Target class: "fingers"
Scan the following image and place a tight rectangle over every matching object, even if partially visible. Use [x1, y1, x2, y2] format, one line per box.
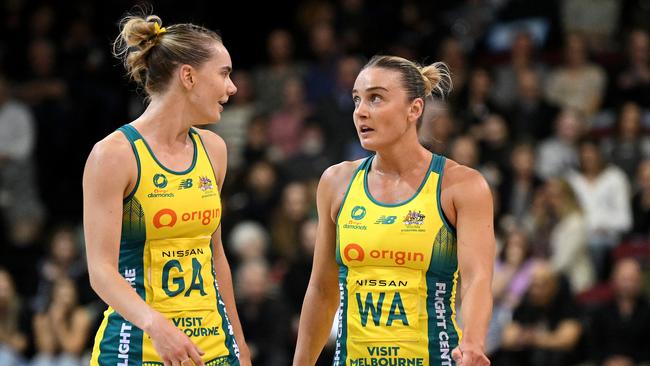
[187, 345, 205, 366]
[452, 347, 463, 365]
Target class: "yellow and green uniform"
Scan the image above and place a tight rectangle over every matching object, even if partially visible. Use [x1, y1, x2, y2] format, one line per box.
[334, 154, 460, 366]
[90, 124, 239, 366]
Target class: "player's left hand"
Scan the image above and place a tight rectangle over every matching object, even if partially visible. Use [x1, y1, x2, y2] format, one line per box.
[451, 343, 490, 366]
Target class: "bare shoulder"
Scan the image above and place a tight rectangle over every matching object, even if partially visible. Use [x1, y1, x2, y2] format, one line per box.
[85, 131, 133, 173]
[442, 158, 492, 206]
[194, 128, 227, 155]
[83, 131, 135, 193]
[319, 159, 365, 220]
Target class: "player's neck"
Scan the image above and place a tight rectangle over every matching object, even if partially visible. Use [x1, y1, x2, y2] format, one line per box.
[373, 138, 430, 177]
[135, 95, 194, 146]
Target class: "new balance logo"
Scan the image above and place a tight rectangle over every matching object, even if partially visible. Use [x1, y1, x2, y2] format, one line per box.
[178, 179, 193, 190]
[374, 215, 397, 224]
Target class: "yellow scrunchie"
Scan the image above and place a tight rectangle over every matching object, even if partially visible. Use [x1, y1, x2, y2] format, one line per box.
[154, 22, 167, 36]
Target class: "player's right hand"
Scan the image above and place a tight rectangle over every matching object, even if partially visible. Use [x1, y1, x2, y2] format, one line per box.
[147, 311, 205, 366]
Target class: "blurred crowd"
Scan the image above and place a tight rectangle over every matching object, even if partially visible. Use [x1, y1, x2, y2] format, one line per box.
[0, 0, 649, 365]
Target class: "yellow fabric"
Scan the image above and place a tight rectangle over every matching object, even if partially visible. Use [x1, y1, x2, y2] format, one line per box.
[334, 155, 460, 366]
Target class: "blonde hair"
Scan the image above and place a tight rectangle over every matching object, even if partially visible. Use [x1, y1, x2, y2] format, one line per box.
[112, 11, 222, 94]
[363, 55, 453, 100]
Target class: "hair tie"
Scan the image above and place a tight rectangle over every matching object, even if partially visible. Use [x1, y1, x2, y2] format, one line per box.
[154, 22, 167, 36]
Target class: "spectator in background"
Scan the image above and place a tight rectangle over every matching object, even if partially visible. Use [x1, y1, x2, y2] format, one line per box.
[282, 122, 333, 181]
[500, 261, 582, 366]
[242, 114, 270, 166]
[304, 22, 340, 105]
[228, 221, 270, 270]
[267, 76, 312, 161]
[438, 37, 469, 103]
[0, 74, 43, 245]
[506, 69, 557, 142]
[590, 258, 650, 365]
[601, 102, 650, 181]
[477, 114, 511, 183]
[270, 181, 310, 264]
[487, 230, 535, 355]
[567, 138, 632, 280]
[207, 70, 257, 171]
[630, 159, 650, 240]
[498, 142, 544, 232]
[493, 31, 547, 110]
[283, 218, 317, 333]
[614, 29, 649, 107]
[15, 37, 79, 221]
[32, 225, 90, 313]
[455, 67, 501, 134]
[0, 268, 28, 366]
[32, 277, 92, 366]
[418, 97, 457, 155]
[561, 0, 621, 52]
[253, 29, 305, 115]
[545, 33, 606, 118]
[536, 109, 583, 179]
[314, 55, 362, 161]
[546, 178, 595, 293]
[236, 260, 290, 366]
[227, 160, 281, 227]
[449, 134, 479, 169]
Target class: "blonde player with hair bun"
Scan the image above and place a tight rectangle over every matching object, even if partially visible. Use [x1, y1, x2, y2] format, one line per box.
[294, 55, 494, 366]
[83, 12, 250, 366]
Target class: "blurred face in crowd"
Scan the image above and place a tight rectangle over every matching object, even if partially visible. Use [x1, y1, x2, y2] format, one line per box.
[482, 115, 508, 146]
[51, 229, 78, 265]
[555, 111, 583, 142]
[618, 102, 641, 138]
[300, 219, 318, 256]
[512, 32, 533, 60]
[352, 67, 421, 151]
[282, 182, 308, 221]
[511, 144, 535, 178]
[337, 56, 362, 90]
[628, 30, 649, 65]
[565, 33, 587, 68]
[469, 68, 491, 99]
[238, 262, 269, 301]
[247, 161, 277, 194]
[612, 259, 642, 300]
[579, 141, 604, 175]
[517, 69, 540, 102]
[504, 230, 528, 267]
[52, 278, 77, 308]
[450, 136, 478, 168]
[0, 269, 16, 305]
[267, 29, 293, 64]
[528, 261, 557, 307]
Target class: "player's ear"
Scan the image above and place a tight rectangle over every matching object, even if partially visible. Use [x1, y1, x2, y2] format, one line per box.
[179, 64, 196, 90]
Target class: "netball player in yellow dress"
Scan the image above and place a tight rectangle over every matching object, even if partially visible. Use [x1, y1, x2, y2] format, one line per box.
[83, 13, 251, 366]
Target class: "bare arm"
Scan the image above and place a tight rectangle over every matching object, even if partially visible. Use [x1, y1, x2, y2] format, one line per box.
[200, 129, 251, 364]
[449, 166, 495, 365]
[293, 165, 348, 366]
[84, 134, 205, 366]
[83, 135, 158, 330]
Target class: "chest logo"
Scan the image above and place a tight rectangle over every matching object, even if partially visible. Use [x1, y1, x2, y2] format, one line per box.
[351, 206, 366, 220]
[153, 173, 168, 188]
[178, 179, 193, 190]
[199, 176, 213, 191]
[403, 210, 425, 226]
